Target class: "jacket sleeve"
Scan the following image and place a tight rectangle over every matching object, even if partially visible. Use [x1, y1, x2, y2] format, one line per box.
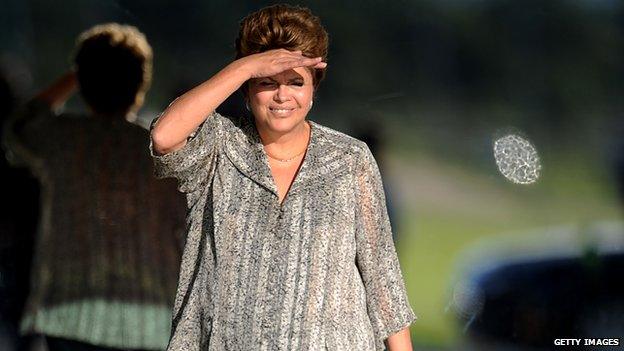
[165, 213, 214, 351]
[3, 99, 58, 167]
[149, 110, 225, 193]
[354, 144, 417, 350]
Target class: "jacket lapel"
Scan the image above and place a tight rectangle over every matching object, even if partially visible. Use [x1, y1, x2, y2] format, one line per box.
[223, 116, 278, 195]
[223, 118, 349, 199]
[288, 121, 353, 196]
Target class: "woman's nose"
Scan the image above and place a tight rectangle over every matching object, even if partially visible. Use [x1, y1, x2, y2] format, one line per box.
[274, 84, 290, 102]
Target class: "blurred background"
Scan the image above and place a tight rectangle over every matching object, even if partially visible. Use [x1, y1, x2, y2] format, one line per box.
[2, 0, 624, 350]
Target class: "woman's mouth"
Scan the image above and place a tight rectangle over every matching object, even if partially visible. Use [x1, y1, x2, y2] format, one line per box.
[269, 107, 296, 117]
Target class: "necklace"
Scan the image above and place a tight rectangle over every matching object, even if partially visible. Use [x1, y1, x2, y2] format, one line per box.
[266, 148, 306, 162]
[264, 121, 311, 163]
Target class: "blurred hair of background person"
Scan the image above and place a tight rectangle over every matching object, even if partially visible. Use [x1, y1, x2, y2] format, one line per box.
[2, 23, 186, 351]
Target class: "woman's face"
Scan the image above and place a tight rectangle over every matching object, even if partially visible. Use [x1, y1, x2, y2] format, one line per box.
[248, 66, 314, 134]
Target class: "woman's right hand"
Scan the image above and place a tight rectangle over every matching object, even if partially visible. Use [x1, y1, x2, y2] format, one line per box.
[239, 49, 327, 79]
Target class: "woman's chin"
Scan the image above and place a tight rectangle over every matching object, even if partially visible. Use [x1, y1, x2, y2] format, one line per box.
[267, 117, 305, 133]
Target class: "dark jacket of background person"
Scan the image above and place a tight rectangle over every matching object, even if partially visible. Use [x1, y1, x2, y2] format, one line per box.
[3, 98, 186, 350]
[0, 68, 39, 351]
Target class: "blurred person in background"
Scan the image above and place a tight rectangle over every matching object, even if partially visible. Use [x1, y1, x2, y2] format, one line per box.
[3, 23, 186, 351]
[151, 4, 416, 351]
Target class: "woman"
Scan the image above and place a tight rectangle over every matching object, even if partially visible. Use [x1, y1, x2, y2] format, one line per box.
[151, 5, 417, 351]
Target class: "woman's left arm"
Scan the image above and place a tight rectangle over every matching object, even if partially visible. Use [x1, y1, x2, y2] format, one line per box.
[386, 327, 413, 351]
[353, 143, 417, 350]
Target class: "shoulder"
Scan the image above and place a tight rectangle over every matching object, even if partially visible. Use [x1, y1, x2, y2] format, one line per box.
[310, 120, 371, 160]
[33, 111, 89, 132]
[214, 110, 245, 129]
[201, 111, 245, 139]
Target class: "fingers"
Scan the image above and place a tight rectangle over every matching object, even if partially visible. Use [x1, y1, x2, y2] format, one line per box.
[303, 57, 327, 69]
[277, 49, 319, 61]
[277, 60, 306, 72]
[297, 56, 324, 67]
[275, 49, 303, 59]
[300, 56, 321, 65]
[262, 50, 326, 77]
[276, 56, 320, 69]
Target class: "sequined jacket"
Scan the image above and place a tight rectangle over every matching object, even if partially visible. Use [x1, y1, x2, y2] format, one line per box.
[151, 111, 417, 351]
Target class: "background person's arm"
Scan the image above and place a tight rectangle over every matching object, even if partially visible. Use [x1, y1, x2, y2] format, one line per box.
[11, 70, 77, 140]
[34, 71, 78, 110]
[2, 71, 77, 165]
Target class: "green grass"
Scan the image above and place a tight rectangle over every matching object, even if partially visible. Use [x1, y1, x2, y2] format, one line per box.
[391, 151, 623, 348]
[398, 209, 520, 346]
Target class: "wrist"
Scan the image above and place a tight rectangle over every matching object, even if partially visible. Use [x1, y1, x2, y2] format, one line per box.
[227, 57, 254, 82]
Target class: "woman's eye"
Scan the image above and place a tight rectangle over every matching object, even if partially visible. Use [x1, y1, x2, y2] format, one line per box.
[259, 81, 275, 87]
[291, 82, 304, 87]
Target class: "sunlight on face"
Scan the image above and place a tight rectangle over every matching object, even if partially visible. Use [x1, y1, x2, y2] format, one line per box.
[247, 67, 314, 134]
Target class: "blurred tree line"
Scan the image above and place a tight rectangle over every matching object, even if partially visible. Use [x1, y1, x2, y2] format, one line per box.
[3, 0, 623, 164]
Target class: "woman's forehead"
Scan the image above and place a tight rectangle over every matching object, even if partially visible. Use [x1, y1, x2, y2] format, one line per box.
[266, 67, 313, 81]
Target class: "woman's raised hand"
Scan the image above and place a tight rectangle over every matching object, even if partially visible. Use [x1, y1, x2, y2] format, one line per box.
[240, 49, 327, 79]
[152, 49, 326, 155]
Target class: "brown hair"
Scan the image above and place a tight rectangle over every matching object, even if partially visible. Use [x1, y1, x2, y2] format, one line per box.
[236, 4, 329, 90]
[73, 23, 152, 116]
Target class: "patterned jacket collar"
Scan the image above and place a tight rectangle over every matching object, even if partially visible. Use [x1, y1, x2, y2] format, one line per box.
[223, 116, 346, 200]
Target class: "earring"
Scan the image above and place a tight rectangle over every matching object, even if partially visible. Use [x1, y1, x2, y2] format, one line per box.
[309, 100, 313, 109]
[245, 101, 251, 112]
